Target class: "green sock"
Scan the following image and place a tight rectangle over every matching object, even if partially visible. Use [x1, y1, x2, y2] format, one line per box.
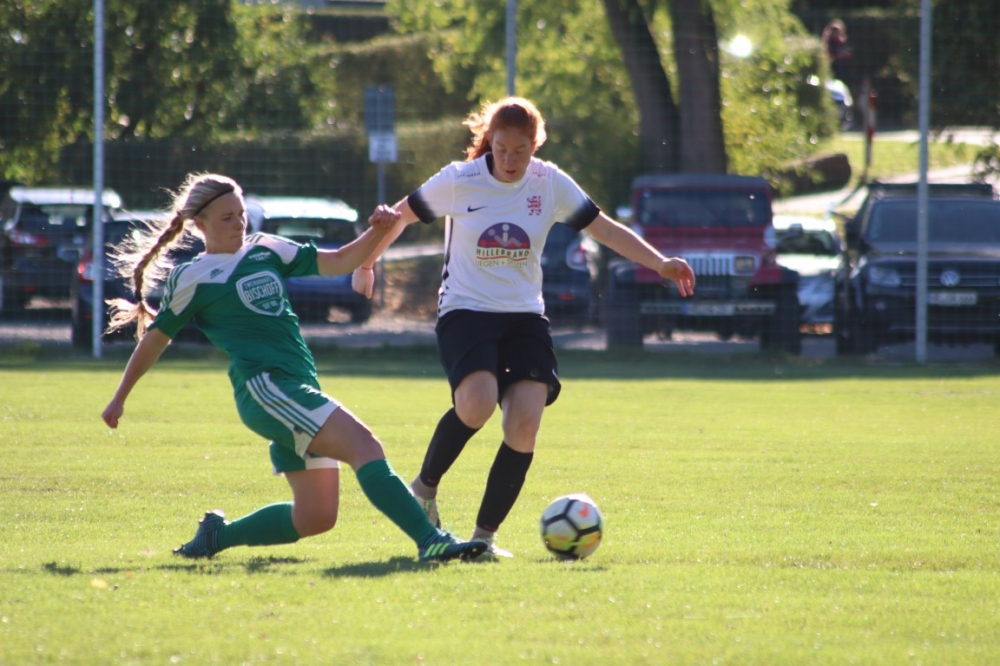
[356, 458, 437, 546]
[216, 502, 301, 551]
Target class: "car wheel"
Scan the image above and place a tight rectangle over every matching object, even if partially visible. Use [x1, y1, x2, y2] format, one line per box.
[71, 319, 93, 348]
[0, 284, 29, 315]
[349, 301, 372, 324]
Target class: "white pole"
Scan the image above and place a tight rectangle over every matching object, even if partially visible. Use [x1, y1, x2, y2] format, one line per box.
[92, 0, 105, 359]
[915, 0, 931, 363]
[506, 0, 516, 95]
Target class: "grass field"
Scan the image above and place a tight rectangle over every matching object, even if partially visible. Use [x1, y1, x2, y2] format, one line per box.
[818, 134, 979, 189]
[2, 345, 998, 665]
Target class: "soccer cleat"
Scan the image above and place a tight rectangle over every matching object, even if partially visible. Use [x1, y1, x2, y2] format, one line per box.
[414, 495, 441, 529]
[473, 533, 514, 561]
[418, 530, 488, 562]
[173, 509, 226, 559]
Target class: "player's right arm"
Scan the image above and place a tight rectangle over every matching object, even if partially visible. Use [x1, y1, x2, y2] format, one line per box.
[102, 328, 172, 429]
[351, 198, 422, 298]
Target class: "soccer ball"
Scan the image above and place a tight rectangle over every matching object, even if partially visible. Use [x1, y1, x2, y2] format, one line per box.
[540, 493, 603, 560]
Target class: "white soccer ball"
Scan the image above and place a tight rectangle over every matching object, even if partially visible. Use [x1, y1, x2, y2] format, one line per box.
[540, 493, 604, 560]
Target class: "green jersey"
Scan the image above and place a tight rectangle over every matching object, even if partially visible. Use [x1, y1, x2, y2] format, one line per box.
[151, 233, 321, 387]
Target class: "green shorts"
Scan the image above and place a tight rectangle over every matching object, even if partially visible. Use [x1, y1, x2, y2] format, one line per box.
[235, 371, 341, 474]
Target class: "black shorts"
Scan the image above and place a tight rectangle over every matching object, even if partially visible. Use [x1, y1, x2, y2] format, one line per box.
[436, 310, 562, 406]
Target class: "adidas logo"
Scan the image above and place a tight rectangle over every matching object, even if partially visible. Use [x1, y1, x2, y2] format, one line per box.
[209, 268, 225, 279]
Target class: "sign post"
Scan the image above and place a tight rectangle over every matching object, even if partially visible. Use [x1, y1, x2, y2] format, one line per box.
[364, 86, 396, 306]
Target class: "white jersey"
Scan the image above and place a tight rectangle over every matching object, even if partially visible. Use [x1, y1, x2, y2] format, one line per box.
[408, 154, 599, 315]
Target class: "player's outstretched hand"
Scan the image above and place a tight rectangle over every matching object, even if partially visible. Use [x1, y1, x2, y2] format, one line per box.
[367, 204, 400, 233]
[102, 400, 124, 429]
[659, 257, 696, 297]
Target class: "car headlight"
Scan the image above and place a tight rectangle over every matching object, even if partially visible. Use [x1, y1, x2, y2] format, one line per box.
[733, 255, 756, 273]
[867, 265, 901, 288]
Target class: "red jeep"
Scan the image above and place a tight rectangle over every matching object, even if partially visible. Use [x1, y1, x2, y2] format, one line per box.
[600, 174, 801, 354]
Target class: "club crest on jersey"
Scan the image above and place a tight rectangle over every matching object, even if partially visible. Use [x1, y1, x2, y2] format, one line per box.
[476, 223, 530, 268]
[527, 195, 542, 216]
[236, 271, 285, 316]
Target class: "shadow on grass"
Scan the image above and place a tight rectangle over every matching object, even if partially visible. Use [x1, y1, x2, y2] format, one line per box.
[321, 556, 451, 578]
[34, 555, 451, 580]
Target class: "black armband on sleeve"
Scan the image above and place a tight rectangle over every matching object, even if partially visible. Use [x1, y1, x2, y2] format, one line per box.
[407, 191, 438, 225]
[563, 198, 601, 232]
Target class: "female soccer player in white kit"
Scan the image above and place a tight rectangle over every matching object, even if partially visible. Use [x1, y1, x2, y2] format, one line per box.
[352, 98, 696, 558]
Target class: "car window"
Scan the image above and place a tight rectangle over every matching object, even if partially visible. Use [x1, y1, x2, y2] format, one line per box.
[262, 217, 359, 246]
[868, 200, 1000, 243]
[637, 190, 770, 228]
[776, 230, 839, 256]
[16, 204, 92, 237]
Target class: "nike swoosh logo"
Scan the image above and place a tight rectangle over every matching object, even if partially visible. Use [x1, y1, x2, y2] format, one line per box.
[467, 205, 487, 212]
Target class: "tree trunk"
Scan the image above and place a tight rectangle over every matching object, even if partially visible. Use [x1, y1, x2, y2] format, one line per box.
[669, 0, 728, 173]
[601, 0, 680, 173]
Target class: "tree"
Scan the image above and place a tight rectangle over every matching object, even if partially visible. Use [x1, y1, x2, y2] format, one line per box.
[601, 0, 680, 173]
[667, 0, 726, 173]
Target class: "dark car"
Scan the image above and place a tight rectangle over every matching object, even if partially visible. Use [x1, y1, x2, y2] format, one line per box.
[1, 186, 122, 313]
[71, 210, 206, 347]
[833, 181, 1000, 355]
[541, 223, 593, 324]
[245, 195, 372, 323]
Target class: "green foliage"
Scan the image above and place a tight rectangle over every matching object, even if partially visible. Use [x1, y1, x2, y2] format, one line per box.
[0, 1, 94, 182]
[717, 8, 838, 176]
[0, 1, 327, 182]
[388, 0, 834, 205]
[324, 33, 471, 126]
[2, 352, 1000, 663]
[929, 0, 1000, 127]
[388, 0, 643, 208]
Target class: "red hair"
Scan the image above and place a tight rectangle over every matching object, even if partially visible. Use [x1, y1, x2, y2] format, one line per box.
[463, 97, 547, 161]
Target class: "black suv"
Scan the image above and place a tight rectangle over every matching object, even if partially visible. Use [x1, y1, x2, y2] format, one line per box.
[833, 181, 1000, 355]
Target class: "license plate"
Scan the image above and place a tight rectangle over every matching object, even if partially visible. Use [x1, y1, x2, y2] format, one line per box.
[684, 303, 736, 316]
[928, 291, 977, 306]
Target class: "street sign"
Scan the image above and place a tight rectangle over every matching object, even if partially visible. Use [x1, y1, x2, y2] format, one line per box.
[368, 132, 398, 164]
[364, 86, 395, 134]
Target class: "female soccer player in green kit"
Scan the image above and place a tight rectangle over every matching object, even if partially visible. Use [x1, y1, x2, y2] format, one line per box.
[101, 172, 486, 563]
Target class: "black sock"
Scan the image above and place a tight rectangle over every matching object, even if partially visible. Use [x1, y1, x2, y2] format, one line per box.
[476, 442, 534, 533]
[419, 408, 480, 488]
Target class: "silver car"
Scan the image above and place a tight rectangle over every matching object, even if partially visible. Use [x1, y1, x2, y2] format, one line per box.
[772, 214, 842, 330]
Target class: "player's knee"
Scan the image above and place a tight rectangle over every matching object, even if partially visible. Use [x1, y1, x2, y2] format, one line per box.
[296, 505, 339, 537]
[455, 397, 495, 429]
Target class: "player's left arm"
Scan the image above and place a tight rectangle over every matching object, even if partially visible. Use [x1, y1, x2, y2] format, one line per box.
[315, 204, 399, 276]
[583, 211, 696, 297]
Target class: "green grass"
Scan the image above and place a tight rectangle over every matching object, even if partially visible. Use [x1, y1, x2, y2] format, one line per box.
[2, 347, 999, 665]
[818, 134, 978, 187]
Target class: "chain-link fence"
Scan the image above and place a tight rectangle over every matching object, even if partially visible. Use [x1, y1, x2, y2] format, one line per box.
[1, 0, 997, 359]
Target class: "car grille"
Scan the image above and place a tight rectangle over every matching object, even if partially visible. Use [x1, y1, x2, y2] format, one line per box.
[896, 261, 1000, 288]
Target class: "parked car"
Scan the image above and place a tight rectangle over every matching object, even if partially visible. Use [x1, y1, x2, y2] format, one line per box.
[71, 210, 206, 347]
[540, 222, 593, 324]
[244, 195, 372, 323]
[596, 174, 801, 354]
[772, 214, 842, 331]
[833, 181, 1000, 355]
[1, 185, 121, 313]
